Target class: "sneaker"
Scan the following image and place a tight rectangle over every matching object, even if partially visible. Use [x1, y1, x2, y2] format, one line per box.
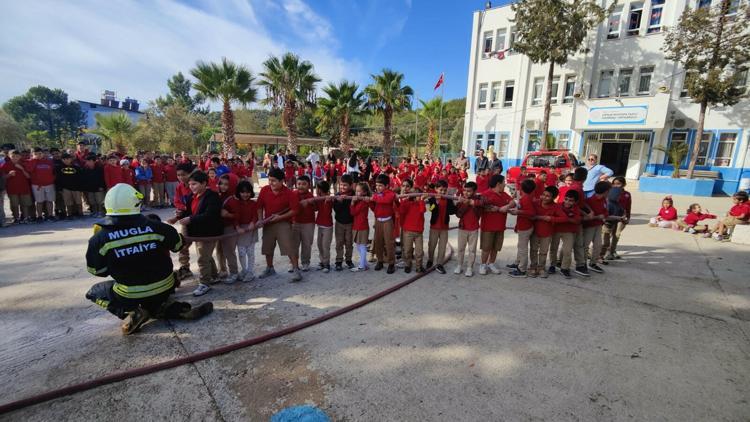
[322, 265, 330, 273]
[374, 262, 384, 271]
[589, 263, 604, 273]
[702, 232, 712, 238]
[488, 263, 502, 274]
[396, 260, 406, 268]
[465, 267, 474, 277]
[346, 260, 355, 269]
[561, 269, 572, 279]
[435, 264, 446, 274]
[217, 271, 229, 281]
[604, 254, 616, 261]
[258, 267, 276, 279]
[509, 269, 527, 278]
[712, 233, 723, 241]
[335, 262, 343, 271]
[687, 227, 696, 234]
[224, 273, 239, 284]
[506, 263, 519, 269]
[242, 272, 256, 282]
[404, 266, 412, 274]
[317, 263, 325, 271]
[290, 270, 303, 282]
[454, 266, 463, 275]
[574, 266, 590, 277]
[416, 266, 425, 273]
[528, 269, 538, 278]
[368, 254, 377, 263]
[121, 306, 151, 335]
[612, 252, 621, 259]
[12, 218, 20, 225]
[192, 283, 211, 296]
[548, 266, 556, 275]
[179, 302, 214, 320]
[426, 261, 433, 268]
[540, 269, 549, 278]
[479, 264, 488, 275]
[175, 266, 193, 281]
[351, 266, 367, 272]
[300, 264, 310, 272]
[386, 265, 395, 274]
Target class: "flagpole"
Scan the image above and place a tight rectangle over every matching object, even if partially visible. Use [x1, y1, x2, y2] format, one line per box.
[414, 92, 419, 158]
[437, 74, 445, 159]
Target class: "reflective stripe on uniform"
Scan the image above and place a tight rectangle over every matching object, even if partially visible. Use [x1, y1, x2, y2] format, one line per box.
[113, 273, 175, 299]
[171, 234, 184, 253]
[95, 299, 110, 309]
[99, 234, 165, 255]
[87, 266, 108, 275]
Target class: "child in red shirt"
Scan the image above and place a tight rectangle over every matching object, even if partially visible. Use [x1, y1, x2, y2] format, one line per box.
[454, 181, 482, 276]
[476, 168, 490, 193]
[350, 182, 372, 272]
[710, 191, 750, 240]
[166, 163, 195, 280]
[293, 175, 316, 271]
[370, 173, 399, 273]
[234, 180, 258, 281]
[217, 174, 240, 282]
[314, 180, 334, 273]
[479, 174, 515, 275]
[2, 150, 33, 223]
[649, 196, 679, 229]
[583, 181, 611, 273]
[551, 190, 582, 279]
[151, 156, 166, 208]
[426, 180, 456, 274]
[104, 155, 124, 189]
[164, 157, 179, 207]
[27, 148, 56, 221]
[399, 179, 426, 274]
[530, 186, 566, 278]
[601, 176, 632, 260]
[508, 179, 537, 277]
[683, 203, 716, 234]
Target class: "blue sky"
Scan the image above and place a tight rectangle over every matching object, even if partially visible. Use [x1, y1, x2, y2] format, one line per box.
[0, 0, 510, 107]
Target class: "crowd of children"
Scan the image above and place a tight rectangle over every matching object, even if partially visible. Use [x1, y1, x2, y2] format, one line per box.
[648, 191, 749, 240]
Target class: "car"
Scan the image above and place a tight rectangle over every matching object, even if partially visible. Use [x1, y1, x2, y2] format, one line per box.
[506, 149, 580, 189]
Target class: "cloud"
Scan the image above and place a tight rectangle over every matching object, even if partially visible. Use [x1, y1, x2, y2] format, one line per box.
[0, 0, 361, 108]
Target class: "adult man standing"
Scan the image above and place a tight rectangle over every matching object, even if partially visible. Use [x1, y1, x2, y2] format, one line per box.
[474, 149, 489, 174]
[276, 149, 286, 170]
[306, 150, 320, 167]
[583, 154, 613, 198]
[488, 151, 503, 174]
[455, 150, 469, 171]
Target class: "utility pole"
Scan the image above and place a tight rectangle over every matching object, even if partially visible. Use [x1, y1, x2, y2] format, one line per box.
[414, 93, 419, 156]
[437, 79, 445, 158]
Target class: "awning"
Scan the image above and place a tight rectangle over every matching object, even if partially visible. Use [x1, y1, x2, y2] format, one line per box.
[213, 132, 327, 146]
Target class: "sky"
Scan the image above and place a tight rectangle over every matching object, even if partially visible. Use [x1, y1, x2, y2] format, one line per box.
[0, 0, 511, 109]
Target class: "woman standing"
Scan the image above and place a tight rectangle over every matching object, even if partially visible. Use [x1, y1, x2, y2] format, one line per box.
[347, 151, 360, 183]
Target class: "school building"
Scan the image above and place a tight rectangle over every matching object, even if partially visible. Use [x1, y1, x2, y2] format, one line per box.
[462, 0, 750, 194]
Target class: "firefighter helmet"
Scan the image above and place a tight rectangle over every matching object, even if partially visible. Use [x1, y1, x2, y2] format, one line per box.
[104, 183, 144, 216]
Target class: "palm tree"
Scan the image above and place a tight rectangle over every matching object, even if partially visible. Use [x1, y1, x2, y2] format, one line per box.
[190, 58, 256, 157]
[259, 53, 320, 155]
[316, 81, 365, 153]
[364, 69, 413, 165]
[91, 112, 135, 153]
[418, 97, 443, 159]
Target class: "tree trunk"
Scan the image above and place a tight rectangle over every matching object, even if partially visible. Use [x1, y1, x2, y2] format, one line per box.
[425, 123, 436, 159]
[686, 100, 707, 179]
[221, 101, 236, 157]
[283, 101, 298, 154]
[541, 61, 555, 150]
[382, 108, 393, 165]
[341, 113, 351, 153]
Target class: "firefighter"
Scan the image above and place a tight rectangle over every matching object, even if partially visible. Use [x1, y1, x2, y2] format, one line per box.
[85, 183, 213, 335]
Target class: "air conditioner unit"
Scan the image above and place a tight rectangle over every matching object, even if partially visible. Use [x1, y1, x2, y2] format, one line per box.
[525, 120, 539, 130]
[658, 86, 669, 93]
[674, 118, 686, 128]
[573, 90, 584, 98]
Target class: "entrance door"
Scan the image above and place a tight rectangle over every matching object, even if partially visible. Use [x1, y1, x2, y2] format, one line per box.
[600, 142, 631, 176]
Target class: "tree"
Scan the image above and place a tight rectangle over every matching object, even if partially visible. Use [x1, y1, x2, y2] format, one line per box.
[133, 105, 210, 153]
[2, 86, 85, 146]
[155, 72, 207, 114]
[316, 81, 365, 152]
[0, 109, 26, 146]
[364, 69, 414, 164]
[259, 53, 320, 155]
[418, 97, 443, 158]
[190, 58, 257, 157]
[91, 112, 136, 153]
[663, 0, 750, 178]
[512, 0, 611, 149]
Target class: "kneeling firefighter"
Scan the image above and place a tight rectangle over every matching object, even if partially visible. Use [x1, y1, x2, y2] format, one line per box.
[85, 183, 213, 335]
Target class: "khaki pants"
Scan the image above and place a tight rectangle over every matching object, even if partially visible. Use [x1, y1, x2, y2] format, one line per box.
[62, 189, 83, 216]
[515, 228, 533, 272]
[293, 222, 315, 266]
[0, 190, 5, 224]
[373, 219, 396, 265]
[152, 182, 165, 207]
[401, 230, 423, 268]
[8, 193, 32, 220]
[85, 191, 105, 215]
[530, 234, 552, 270]
[601, 222, 627, 258]
[334, 221, 353, 264]
[317, 225, 333, 266]
[218, 226, 239, 275]
[582, 225, 603, 265]
[457, 229, 478, 269]
[178, 226, 191, 269]
[554, 232, 576, 270]
[427, 228, 448, 265]
[570, 226, 585, 267]
[137, 183, 151, 207]
[195, 240, 218, 283]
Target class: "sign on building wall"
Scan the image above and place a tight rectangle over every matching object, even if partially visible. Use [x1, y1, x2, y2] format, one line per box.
[588, 105, 648, 125]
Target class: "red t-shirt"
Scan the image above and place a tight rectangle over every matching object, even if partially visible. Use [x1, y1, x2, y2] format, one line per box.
[370, 189, 399, 219]
[207, 177, 219, 192]
[350, 201, 370, 231]
[399, 198, 426, 232]
[515, 194, 536, 231]
[190, 191, 203, 216]
[257, 185, 299, 222]
[222, 196, 239, 226]
[476, 175, 489, 193]
[163, 164, 178, 182]
[457, 197, 482, 231]
[104, 164, 124, 188]
[447, 174, 461, 189]
[658, 206, 677, 221]
[2, 160, 31, 194]
[27, 158, 55, 186]
[481, 189, 512, 232]
[534, 202, 565, 238]
[555, 204, 581, 233]
[429, 198, 450, 230]
[151, 164, 165, 183]
[315, 197, 334, 227]
[729, 203, 750, 220]
[121, 167, 135, 185]
[174, 182, 190, 210]
[584, 195, 609, 227]
[684, 211, 716, 226]
[236, 199, 258, 225]
[294, 191, 316, 224]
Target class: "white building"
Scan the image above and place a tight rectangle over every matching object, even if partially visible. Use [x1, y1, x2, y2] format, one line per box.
[77, 90, 144, 129]
[463, 0, 750, 194]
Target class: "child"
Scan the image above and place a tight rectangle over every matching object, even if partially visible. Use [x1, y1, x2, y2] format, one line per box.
[257, 168, 302, 282]
[479, 174, 515, 275]
[57, 153, 83, 220]
[167, 162, 195, 280]
[601, 176, 631, 260]
[533, 171, 548, 198]
[333, 174, 355, 271]
[120, 159, 134, 186]
[234, 181, 258, 282]
[683, 203, 716, 234]
[27, 147, 56, 221]
[293, 175, 316, 272]
[649, 196, 680, 229]
[314, 181, 334, 273]
[710, 191, 750, 240]
[134, 160, 153, 210]
[371, 173, 399, 274]
[427, 180, 456, 274]
[454, 181, 482, 276]
[552, 190, 582, 279]
[164, 157, 179, 207]
[151, 156, 166, 208]
[207, 168, 219, 192]
[1, 150, 33, 223]
[530, 186, 562, 278]
[350, 182, 372, 272]
[476, 168, 490, 193]
[508, 179, 537, 278]
[80, 154, 106, 217]
[217, 174, 240, 283]
[399, 179, 426, 274]
[582, 181, 611, 273]
[104, 155, 124, 190]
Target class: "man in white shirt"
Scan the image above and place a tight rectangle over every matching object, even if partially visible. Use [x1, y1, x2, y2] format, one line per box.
[306, 151, 320, 167]
[276, 149, 285, 169]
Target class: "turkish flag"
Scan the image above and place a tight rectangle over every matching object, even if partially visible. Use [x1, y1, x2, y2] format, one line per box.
[434, 73, 444, 90]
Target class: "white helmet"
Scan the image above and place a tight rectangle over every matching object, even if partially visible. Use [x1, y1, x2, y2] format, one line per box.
[104, 183, 143, 216]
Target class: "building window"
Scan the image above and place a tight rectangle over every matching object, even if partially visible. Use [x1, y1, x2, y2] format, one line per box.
[563, 76, 576, 103]
[487, 133, 496, 151]
[637, 66, 654, 95]
[698, 0, 711, 8]
[527, 131, 541, 152]
[668, 132, 688, 165]
[503, 81, 515, 107]
[474, 134, 484, 152]
[496, 28, 507, 51]
[714, 132, 737, 166]
[608, 5, 623, 39]
[727, 0, 740, 15]
[531, 77, 544, 106]
[734, 69, 748, 94]
[557, 132, 570, 149]
[627, 2, 644, 36]
[647, 0, 664, 33]
[490, 82, 501, 108]
[478, 83, 488, 109]
[509, 26, 517, 53]
[618, 68, 633, 96]
[550, 76, 560, 104]
[598, 70, 614, 97]
[498, 133, 509, 157]
[482, 31, 493, 54]
[696, 132, 712, 166]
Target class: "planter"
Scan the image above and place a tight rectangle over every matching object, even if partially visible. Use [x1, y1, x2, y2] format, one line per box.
[638, 175, 716, 197]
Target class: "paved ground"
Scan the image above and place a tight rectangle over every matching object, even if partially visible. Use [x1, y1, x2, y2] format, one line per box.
[1, 187, 749, 421]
